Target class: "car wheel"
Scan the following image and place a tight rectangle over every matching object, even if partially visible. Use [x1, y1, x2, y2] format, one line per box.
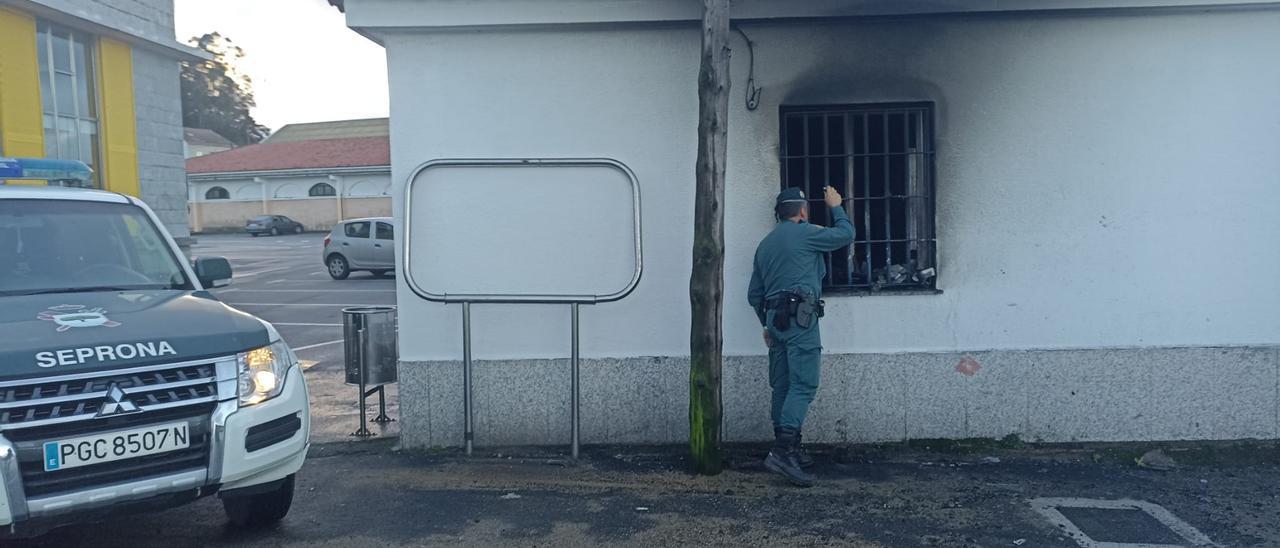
[250, 232, 259, 237]
[223, 474, 295, 529]
[294, 225, 303, 234]
[327, 255, 350, 280]
[271, 227, 280, 236]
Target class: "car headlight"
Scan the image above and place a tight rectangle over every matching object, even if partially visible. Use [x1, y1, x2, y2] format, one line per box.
[237, 340, 296, 406]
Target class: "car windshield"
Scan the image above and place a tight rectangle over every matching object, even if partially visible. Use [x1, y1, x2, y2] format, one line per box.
[250, 216, 272, 222]
[0, 199, 192, 296]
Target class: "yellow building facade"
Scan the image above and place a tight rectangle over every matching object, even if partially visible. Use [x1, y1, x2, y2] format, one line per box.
[0, 1, 202, 239]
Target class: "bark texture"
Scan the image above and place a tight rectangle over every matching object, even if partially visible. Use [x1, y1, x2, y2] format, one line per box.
[689, 0, 730, 476]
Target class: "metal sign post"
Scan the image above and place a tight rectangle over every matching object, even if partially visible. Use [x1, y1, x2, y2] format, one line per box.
[405, 158, 643, 459]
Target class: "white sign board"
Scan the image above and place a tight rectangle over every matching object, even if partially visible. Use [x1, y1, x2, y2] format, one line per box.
[403, 159, 642, 303]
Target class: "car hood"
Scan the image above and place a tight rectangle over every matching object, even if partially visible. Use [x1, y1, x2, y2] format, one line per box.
[0, 290, 271, 380]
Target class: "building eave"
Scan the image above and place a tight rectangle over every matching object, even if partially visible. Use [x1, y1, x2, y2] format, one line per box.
[0, 0, 210, 62]
[187, 165, 392, 182]
[339, 0, 1280, 31]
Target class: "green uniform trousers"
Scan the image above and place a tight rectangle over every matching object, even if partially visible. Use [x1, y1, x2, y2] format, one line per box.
[765, 309, 822, 431]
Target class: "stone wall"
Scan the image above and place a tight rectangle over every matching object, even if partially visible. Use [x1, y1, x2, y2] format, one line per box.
[132, 47, 189, 238]
[399, 346, 1280, 448]
[191, 197, 391, 232]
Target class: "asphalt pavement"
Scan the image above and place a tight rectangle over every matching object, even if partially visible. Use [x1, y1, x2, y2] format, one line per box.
[11, 439, 1280, 547]
[191, 232, 400, 441]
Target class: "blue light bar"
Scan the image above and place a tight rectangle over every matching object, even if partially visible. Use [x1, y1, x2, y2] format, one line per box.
[0, 157, 93, 183]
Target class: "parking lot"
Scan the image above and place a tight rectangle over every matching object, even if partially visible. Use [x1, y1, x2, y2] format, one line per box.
[191, 232, 399, 441]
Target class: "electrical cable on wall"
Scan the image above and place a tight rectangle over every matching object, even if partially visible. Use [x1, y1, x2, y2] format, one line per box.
[734, 25, 762, 111]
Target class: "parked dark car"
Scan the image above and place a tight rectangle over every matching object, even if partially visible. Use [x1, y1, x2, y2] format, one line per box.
[246, 215, 304, 236]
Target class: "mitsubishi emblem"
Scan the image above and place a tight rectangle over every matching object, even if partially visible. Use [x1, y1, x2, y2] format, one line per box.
[97, 384, 139, 417]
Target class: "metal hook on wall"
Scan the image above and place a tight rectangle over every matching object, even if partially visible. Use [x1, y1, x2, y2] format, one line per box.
[734, 25, 762, 111]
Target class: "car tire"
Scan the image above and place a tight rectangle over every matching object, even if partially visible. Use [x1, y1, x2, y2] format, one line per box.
[223, 474, 295, 529]
[294, 225, 303, 234]
[271, 227, 280, 236]
[327, 255, 350, 280]
[250, 232, 259, 237]
[371, 270, 388, 278]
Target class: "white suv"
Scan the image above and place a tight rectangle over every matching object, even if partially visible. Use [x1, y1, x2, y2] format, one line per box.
[0, 185, 310, 537]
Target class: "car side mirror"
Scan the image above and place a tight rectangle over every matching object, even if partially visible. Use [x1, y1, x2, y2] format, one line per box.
[194, 256, 233, 288]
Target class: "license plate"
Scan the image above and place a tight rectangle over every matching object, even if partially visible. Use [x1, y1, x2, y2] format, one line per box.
[43, 422, 190, 472]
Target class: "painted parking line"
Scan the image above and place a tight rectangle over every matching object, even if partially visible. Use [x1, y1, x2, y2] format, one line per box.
[234, 265, 296, 278]
[227, 289, 396, 293]
[227, 303, 382, 307]
[293, 339, 344, 351]
[1029, 498, 1218, 548]
[300, 359, 319, 371]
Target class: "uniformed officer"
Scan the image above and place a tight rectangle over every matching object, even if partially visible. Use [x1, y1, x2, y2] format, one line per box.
[747, 184, 855, 486]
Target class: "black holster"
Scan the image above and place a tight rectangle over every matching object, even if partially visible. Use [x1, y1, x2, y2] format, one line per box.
[768, 290, 816, 331]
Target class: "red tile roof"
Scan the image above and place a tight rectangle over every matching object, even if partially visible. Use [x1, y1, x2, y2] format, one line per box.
[186, 136, 389, 174]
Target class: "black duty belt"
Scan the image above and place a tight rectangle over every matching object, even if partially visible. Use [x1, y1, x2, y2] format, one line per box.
[765, 290, 824, 331]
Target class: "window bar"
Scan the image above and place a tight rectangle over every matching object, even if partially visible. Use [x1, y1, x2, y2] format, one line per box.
[882, 111, 891, 282]
[903, 109, 913, 275]
[802, 114, 809, 196]
[843, 111, 855, 287]
[781, 115, 790, 192]
[822, 114, 832, 286]
[927, 112, 937, 274]
[861, 113, 872, 289]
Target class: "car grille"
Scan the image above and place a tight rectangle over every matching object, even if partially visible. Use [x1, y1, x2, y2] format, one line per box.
[15, 410, 214, 497]
[0, 358, 233, 498]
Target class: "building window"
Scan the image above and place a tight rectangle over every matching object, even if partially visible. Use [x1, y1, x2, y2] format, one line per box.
[205, 186, 230, 200]
[780, 102, 937, 292]
[37, 22, 100, 189]
[309, 182, 336, 197]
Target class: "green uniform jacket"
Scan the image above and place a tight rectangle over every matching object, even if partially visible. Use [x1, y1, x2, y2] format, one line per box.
[747, 206, 856, 323]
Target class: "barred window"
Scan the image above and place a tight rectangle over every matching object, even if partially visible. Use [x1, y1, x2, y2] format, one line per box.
[780, 103, 937, 292]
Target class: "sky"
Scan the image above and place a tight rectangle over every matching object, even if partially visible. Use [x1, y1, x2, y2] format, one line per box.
[174, 0, 389, 132]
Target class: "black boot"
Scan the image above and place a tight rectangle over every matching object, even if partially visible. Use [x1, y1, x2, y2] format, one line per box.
[795, 430, 815, 469]
[764, 427, 814, 487]
[775, 427, 814, 469]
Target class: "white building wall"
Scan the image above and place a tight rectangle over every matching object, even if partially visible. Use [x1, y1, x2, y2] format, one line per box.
[190, 173, 392, 201]
[388, 10, 1280, 363]
[378, 7, 1280, 446]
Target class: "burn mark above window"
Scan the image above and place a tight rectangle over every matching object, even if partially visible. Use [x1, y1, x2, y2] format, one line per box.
[780, 102, 937, 292]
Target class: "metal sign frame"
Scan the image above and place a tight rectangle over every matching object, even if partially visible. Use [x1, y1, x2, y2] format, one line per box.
[402, 158, 644, 458]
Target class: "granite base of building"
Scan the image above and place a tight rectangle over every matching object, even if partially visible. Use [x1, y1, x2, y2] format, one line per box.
[396, 346, 1279, 449]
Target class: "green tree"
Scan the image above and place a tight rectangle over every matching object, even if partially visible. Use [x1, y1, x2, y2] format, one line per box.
[180, 32, 270, 146]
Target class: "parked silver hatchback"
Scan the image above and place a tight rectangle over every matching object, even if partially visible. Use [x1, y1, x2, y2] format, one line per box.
[322, 217, 395, 279]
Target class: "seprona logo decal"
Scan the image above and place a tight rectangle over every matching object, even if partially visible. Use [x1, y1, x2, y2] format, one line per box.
[37, 305, 122, 332]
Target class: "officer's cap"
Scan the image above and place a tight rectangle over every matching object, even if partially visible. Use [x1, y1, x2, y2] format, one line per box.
[776, 187, 807, 207]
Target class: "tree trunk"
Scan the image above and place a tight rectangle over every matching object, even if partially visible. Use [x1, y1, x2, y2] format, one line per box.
[689, 0, 730, 476]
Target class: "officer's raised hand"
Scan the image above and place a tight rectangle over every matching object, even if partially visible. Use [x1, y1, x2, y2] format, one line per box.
[824, 185, 843, 208]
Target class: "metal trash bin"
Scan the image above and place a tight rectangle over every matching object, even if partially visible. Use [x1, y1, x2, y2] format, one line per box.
[343, 306, 398, 386]
[342, 306, 397, 437]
